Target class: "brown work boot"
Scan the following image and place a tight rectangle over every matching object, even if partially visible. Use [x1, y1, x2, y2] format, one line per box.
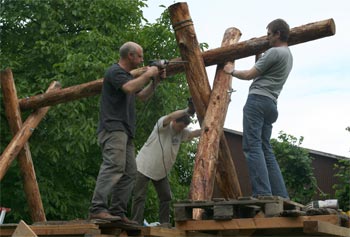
[89, 212, 121, 221]
[120, 216, 139, 225]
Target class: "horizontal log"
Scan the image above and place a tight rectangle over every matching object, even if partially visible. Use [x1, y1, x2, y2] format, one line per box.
[18, 18, 335, 110]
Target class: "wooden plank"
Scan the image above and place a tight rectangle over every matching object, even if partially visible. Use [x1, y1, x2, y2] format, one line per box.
[11, 221, 37, 237]
[141, 226, 186, 237]
[0, 223, 100, 236]
[304, 220, 350, 237]
[175, 215, 340, 231]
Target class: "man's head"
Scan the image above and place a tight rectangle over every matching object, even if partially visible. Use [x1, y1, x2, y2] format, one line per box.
[119, 41, 144, 70]
[172, 115, 191, 132]
[266, 19, 290, 46]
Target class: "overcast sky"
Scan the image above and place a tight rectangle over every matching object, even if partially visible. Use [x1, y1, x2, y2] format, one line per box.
[142, 0, 349, 158]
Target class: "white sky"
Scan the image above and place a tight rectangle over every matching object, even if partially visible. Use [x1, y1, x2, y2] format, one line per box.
[142, 0, 350, 158]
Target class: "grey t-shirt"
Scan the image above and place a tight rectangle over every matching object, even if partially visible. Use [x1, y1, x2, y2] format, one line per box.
[250, 46, 293, 102]
[136, 116, 191, 180]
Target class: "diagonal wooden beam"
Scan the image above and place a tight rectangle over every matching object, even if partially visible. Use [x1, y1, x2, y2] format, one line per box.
[190, 27, 243, 201]
[0, 68, 48, 222]
[0, 69, 60, 221]
[17, 18, 335, 111]
[168, 3, 242, 203]
[0, 78, 61, 180]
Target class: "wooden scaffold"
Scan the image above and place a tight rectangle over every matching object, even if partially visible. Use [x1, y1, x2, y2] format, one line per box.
[1, 2, 348, 237]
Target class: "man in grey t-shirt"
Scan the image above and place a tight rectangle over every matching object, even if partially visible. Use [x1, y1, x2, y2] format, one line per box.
[224, 19, 292, 199]
[131, 106, 201, 226]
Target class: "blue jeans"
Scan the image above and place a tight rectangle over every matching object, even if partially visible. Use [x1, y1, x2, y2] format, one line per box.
[243, 94, 289, 198]
[90, 130, 137, 217]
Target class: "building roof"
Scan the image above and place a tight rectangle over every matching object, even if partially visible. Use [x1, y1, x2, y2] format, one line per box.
[223, 128, 349, 161]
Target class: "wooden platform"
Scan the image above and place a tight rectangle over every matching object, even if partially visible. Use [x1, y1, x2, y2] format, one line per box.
[0, 214, 348, 237]
[0, 198, 348, 237]
[174, 196, 305, 220]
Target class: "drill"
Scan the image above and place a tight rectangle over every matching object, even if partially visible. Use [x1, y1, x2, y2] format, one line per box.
[148, 59, 188, 69]
[149, 59, 170, 69]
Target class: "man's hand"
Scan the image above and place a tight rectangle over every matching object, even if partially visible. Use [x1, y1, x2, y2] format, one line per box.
[187, 97, 195, 116]
[223, 63, 234, 75]
[158, 68, 166, 80]
[145, 66, 160, 78]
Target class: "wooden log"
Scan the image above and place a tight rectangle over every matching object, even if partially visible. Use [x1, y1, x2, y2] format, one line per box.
[200, 18, 336, 67]
[0, 79, 61, 181]
[213, 28, 243, 199]
[0, 68, 51, 222]
[190, 27, 243, 201]
[168, 2, 211, 123]
[168, 3, 241, 205]
[17, 19, 335, 111]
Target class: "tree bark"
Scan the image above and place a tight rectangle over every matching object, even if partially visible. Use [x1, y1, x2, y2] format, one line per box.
[168, 3, 242, 203]
[190, 27, 243, 201]
[0, 78, 61, 183]
[0, 68, 50, 222]
[168, 2, 211, 123]
[17, 18, 336, 111]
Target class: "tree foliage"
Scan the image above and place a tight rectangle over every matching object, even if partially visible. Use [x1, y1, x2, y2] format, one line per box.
[0, 0, 193, 223]
[332, 127, 350, 211]
[333, 159, 350, 212]
[271, 132, 318, 204]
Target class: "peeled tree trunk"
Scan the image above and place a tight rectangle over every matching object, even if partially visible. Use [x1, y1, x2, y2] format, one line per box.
[168, 3, 242, 203]
[18, 19, 335, 111]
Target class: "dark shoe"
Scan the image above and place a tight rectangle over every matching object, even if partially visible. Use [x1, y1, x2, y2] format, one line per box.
[120, 216, 139, 225]
[89, 212, 121, 221]
[157, 222, 172, 228]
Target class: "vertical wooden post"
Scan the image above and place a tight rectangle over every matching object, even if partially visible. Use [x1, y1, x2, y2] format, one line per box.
[168, 3, 241, 201]
[190, 28, 243, 201]
[0, 68, 60, 221]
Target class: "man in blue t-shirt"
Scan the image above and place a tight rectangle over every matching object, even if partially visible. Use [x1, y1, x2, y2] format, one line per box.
[89, 41, 165, 224]
[224, 19, 293, 199]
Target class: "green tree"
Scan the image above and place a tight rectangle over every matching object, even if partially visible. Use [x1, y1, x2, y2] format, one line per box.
[332, 127, 350, 211]
[1, 0, 194, 223]
[333, 159, 350, 212]
[271, 132, 318, 204]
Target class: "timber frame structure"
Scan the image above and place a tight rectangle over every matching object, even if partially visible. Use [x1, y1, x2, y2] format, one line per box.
[1, 2, 348, 237]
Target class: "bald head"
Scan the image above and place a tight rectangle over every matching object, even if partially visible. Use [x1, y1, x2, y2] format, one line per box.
[119, 41, 142, 59]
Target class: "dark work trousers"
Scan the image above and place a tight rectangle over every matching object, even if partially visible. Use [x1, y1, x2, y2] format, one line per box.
[131, 171, 172, 224]
[89, 130, 137, 218]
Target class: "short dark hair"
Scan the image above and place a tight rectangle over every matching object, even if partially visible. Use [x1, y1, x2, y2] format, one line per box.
[175, 115, 191, 125]
[267, 19, 290, 42]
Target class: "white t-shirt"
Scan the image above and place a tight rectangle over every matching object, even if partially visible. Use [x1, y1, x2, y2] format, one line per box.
[136, 116, 191, 181]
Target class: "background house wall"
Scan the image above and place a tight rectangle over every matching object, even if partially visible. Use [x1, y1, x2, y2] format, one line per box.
[213, 128, 348, 199]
